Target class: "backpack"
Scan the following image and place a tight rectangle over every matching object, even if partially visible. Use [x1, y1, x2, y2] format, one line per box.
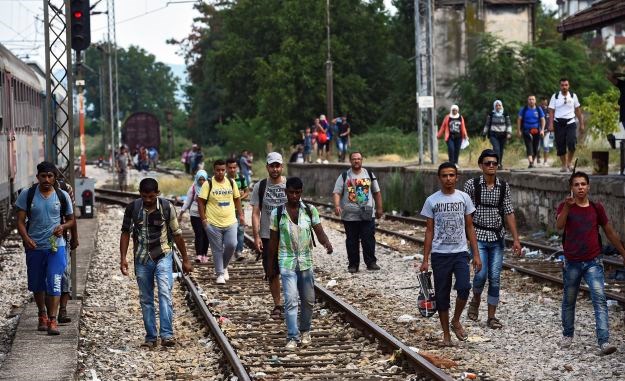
[487, 111, 509, 132]
[257, 179, 268, 209]
[276, 203, 317, 248]
[25, 184, 68, 232]
[519, 106, 543, 134]
[471, 177, 508, 239]
[553, 91, 576, 101]
[340, 168, 376, 197]
[130, 197, 174, 244]
[317, 130, 328, 143]
[561, 201, 603, 249]
[204, 177, 235, 201]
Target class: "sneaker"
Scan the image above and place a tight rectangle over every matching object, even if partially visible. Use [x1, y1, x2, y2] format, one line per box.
[367, 263, 381, 271]
[348, 266, 358, 274]
[161, 337, 177, 347]
[223, 269, 230, 281]
[301, 332, 312, 346]
[47, 319, 60, 335]
[235, 251, 244, 261]
[560, 167, 568, 173]
[560, 336, 573, 349]
[528, 162, 534, 168]
[58, 312, 72, 324]
[285, 339, 298, 351]
[38, 314, 49, 331]
[216, 275, 226, 284]
[322, 160, 329, 164]
[316, 158, 322, 163]
[599, 342, 617, 355]
[497, 164, 503, 170]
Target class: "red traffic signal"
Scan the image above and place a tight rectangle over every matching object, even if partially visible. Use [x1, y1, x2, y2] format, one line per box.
[70, 0, 91, 51]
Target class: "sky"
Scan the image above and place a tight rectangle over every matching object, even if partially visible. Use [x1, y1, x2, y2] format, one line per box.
[0, 0, 559, 68]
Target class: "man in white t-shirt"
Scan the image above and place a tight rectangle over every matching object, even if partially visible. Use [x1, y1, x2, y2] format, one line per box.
[419, 162, 481, 346]
[548, 78, 585, 172]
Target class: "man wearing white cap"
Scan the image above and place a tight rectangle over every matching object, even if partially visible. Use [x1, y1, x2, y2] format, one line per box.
[250, 152, 288, 319]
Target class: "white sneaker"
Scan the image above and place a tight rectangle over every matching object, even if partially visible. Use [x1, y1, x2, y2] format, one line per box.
[285, 339, 298, 351]
[599, 342, 617, 355]
[560, 336, 573, 349]
[322, 160, 329, 164]
[223, 269, 230, 281]
[301, 332, 311, 346]
[316, 158, 322, 163]
[216, 275, 225, 284]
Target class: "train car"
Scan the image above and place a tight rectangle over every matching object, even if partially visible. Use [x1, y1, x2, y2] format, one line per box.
[121, 112, 160, 152]
[0, 44, 45, 236]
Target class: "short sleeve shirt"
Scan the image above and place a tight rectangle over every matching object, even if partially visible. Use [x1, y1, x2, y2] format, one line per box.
[518, 106, 545, 129]
[463, 176, 514, 242]
[270, 202, 321, 271]
[556, 201, 608, 262]
[15, 186, 73, 249]
[420, 190, 475, 254]
[548, 91, 580, 120]
[199, 178, 240, 228]
[250, 179, 287, 239]
[234, 174, 248, 192]
[332, 169, 381, 221]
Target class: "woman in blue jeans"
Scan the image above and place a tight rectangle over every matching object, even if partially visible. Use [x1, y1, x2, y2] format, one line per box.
[437, 105, 468, 166]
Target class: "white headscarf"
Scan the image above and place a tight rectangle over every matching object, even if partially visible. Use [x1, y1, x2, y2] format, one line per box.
[492, 100, 504, 117]
[449, 104, 460, 118]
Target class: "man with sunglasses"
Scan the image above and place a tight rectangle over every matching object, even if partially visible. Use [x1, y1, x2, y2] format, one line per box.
[463, 149, 521, 330]
[548, 78, 585, 173]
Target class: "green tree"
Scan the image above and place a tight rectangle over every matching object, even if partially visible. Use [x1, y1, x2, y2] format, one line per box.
[585, 87, 620, 139]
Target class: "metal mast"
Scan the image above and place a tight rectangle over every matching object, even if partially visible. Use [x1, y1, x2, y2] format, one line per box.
[325, 0, 334, 122]
[43, 0, 75, 184]
[107, 0, 116, 163]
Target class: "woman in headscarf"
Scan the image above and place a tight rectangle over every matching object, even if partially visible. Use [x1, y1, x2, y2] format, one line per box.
[482, 100, 512, 169]
[437, 104, 468, 167]
[178, 170, 210, 263]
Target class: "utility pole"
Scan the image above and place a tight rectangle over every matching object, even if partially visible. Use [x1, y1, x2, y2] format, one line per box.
[325, 0, 334, 123]
[414, 0, 437, 165]
[107, 0, 116, 166]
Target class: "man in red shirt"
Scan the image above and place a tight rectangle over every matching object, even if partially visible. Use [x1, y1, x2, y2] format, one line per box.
[556, 172, 625, 355]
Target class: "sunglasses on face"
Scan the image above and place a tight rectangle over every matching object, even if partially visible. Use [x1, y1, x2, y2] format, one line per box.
[482, 161, 498, 167]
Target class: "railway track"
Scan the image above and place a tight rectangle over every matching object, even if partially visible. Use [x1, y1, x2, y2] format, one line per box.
[96, 188, 452, 380]
[303, 199, 625, 304]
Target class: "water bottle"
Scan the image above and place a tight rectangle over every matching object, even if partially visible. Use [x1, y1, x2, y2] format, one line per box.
[548, 132, 555, 148]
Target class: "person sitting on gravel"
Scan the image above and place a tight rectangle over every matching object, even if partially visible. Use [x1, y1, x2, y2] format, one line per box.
[267, 177, 333, 350]
[556, 171, 625, 355]
[15, 161, 75, 336]
[178, 170, 210, 263]
[419, 162, 481, 346]
[463, 149, 521, 329]
[119, 178, 193, 348]
[197, 160, 245, 284]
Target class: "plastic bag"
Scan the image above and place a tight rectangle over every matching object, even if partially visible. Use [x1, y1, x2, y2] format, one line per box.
[460, 138, 470, 150]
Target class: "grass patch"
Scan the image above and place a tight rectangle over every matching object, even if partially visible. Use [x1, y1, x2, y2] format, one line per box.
[158, 177, 192, 197]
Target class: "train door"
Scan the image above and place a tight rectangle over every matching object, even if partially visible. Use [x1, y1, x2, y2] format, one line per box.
[5, 74, 16, 181]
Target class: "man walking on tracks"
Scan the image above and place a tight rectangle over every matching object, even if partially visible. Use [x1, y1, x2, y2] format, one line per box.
[119, 178, 193, 348]
[267, 177, 333, 350]
[197, 159, 245, 284]
[419, 162, 481, 346]
[115, 145, 130, 192]
[251, 152, 287, 319]
[226, 158, 249, 261]
[556, 172, 625, 355]
[463, 149, 521, 329]
[15, 161, 75, 335]
[332, 151, 383, 273]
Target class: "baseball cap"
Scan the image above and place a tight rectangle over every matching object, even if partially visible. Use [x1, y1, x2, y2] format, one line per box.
[478, 149, 499, 164]
[266, 152, 283, 164]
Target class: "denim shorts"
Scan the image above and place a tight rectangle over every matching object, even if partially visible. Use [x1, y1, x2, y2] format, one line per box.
[26, 247, 67, 296]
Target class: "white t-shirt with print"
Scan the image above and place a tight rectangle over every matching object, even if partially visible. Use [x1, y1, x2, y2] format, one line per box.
[420, 190, 475, 254]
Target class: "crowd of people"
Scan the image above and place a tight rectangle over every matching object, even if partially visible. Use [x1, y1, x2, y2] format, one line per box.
[438, 77, 588, 171]
[289, 114, 352, 164]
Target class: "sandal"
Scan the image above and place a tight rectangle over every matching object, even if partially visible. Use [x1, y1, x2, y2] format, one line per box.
[467, 300, 479, 321]
[487, 317, 503, 329]
[270, 305, 283, 320]
[450, 322, 468, 341]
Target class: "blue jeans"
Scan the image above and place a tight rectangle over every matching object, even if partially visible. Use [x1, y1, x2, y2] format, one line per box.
[471, 239, 504, 306]
[280, 268, 315, 340]
[236, 222, 245, 253]
[135, 252, 174, 342]
[446, 136, 462, 165]
[489, 132, 507, 166]
[562, 257, 609, 345]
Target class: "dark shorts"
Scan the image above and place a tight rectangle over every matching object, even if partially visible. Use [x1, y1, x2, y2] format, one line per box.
[317, 141, 328, 151]
[522, 131, 540, 157]
[26, 247, 67, 296]
[261, 238, 279, 280]
[554, 119, 577, 156]
[431, 251, 471, 311]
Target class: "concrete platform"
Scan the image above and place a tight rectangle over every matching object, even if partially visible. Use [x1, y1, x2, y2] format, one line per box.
[0, 217, 98, 380]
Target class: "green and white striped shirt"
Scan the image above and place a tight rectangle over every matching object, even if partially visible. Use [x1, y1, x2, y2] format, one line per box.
[270, 202, 320, 271]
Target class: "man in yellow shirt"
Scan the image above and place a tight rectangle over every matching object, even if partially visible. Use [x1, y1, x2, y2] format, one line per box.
[198, 159, 245, 284]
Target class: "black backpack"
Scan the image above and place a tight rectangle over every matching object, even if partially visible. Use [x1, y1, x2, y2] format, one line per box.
[275, 203, 317, 248]
[340, 168, 376, 197]
[471, 177, 508, 239]
[257, 178, 268, 208]
[25, 184, 68, 232]
[130, 197, 174, 244]
[203, 177, 235, 200]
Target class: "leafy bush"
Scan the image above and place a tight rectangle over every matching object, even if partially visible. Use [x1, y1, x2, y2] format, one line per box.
[584, 87, 620, 140]
[349, 127, 418, 158]
[216, 115, 272, 157]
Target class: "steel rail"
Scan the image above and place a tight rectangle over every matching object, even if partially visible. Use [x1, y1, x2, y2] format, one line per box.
[172, 252, 251, 381]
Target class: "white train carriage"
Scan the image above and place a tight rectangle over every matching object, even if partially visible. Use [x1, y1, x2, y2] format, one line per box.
[0, 44, 45, 234]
